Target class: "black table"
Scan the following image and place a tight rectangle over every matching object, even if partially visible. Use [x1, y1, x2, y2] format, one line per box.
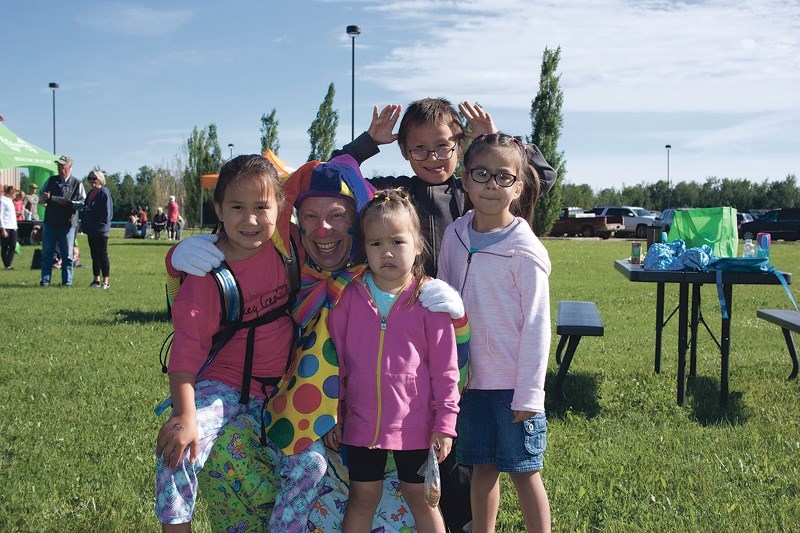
[614, 259, 793, 407]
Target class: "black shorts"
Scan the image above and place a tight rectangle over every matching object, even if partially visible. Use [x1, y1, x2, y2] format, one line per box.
[345, 445, 428, 484]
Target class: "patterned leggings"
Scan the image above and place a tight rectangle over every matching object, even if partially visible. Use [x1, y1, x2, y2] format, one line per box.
[154, 380, 327, 531]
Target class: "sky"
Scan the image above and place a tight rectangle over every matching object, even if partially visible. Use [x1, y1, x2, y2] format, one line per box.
[2, 0, 799, 193]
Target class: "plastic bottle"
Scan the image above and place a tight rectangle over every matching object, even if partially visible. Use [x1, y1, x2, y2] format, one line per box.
[756, 232, 771, 260]
[742, 238, 755, 258]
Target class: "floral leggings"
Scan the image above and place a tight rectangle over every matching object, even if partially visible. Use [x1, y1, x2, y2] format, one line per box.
[154, 380, 327, 531]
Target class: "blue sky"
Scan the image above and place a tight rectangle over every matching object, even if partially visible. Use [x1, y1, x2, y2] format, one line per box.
[2, 0, 798, 192]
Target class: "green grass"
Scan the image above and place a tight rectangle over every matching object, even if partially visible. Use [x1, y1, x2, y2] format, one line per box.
[1, 233, 799, 532]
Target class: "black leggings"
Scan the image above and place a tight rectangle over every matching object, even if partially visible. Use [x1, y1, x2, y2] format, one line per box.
[87, 234, 110, 277]
[1, 229, 17, 268]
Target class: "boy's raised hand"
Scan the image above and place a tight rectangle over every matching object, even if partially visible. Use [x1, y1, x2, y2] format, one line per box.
[459, 101, 498, 138]
[367, 104, 402, 145]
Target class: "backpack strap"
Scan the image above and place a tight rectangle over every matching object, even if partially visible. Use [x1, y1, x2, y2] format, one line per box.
[156, 242, 300, 416]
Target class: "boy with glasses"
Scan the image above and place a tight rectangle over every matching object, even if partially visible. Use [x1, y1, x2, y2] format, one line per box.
[334, 98, 555, 532]
[336, 98, 555, 277]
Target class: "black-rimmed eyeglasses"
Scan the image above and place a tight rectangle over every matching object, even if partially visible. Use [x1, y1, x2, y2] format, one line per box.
[408, 146, 456, 161]
[468, 168, 518, 187]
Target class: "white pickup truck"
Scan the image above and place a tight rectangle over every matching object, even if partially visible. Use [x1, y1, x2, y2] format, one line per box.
[589, 206, 657, 238]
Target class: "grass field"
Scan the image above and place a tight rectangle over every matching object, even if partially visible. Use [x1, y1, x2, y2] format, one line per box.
[1, 232, 799, 532]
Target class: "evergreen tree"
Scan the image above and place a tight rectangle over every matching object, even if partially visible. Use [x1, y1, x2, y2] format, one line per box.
[529, 46, 566, 236]
[307, 83, 339, 162]
[260, 108, 281, 154]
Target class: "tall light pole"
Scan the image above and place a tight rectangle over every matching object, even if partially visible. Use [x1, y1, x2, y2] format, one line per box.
[346, 25, 361, 141]
[665, 144, 671, 208]
[48, 82, 59, 153]
[228, 143, 234, 159]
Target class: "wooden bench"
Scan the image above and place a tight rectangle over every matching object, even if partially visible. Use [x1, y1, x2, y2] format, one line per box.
[554, 301, 604, 399]
[756, 309, 800, 380]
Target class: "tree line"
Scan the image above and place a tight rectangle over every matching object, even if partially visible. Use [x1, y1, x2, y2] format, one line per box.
[561, 175, 800, 215]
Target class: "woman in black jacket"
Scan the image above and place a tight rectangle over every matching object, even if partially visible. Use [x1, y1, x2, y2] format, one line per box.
[81, 170, 113, 289]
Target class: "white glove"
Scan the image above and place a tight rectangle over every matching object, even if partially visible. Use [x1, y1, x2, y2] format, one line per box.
[171, 234, 224, 277]
[419, 279, 465, 319]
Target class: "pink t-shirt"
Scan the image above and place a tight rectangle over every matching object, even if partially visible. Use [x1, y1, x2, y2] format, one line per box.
[169, 242, 293, 398]
[166, 200, 180, 223]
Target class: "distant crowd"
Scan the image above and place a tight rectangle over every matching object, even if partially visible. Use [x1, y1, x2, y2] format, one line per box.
[124, 197, 183, 241]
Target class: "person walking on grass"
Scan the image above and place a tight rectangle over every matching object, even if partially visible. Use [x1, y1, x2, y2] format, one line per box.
[438, 134, 552, 532]
[80, 170, 113, 289]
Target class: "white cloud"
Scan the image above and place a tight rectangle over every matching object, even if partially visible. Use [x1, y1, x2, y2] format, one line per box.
[358, 0, 800, 113]
[77, 2, 194, 37]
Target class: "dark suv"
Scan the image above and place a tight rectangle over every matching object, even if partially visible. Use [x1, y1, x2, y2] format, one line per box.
[738, 208, 800, 241]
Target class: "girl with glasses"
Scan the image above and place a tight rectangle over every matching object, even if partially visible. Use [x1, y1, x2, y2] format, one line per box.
[438, 133, 552, 532]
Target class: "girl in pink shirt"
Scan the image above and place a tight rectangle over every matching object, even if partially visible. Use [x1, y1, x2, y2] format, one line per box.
[155, 155, 326, 532]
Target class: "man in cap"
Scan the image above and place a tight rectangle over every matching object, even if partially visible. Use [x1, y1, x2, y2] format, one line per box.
[39, 155, 86, 287]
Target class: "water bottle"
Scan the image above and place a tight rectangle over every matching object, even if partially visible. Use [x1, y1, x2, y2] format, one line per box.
[742, 238, 755, 258]
[756, 232, 771, 260]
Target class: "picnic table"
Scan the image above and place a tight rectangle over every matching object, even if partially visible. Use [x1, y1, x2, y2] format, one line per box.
[614, 259, 793, 407]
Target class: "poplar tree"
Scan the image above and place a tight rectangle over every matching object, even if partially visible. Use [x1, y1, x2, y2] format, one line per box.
[260, 108, 280, 154]
[529, 46, 566, 236]
[183, 124, 222, 226]
[307, 83, 339, 162]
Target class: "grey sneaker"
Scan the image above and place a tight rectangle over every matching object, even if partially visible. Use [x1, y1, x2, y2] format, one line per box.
[89, 281, 102, 288]
[101, 282, 110, 290]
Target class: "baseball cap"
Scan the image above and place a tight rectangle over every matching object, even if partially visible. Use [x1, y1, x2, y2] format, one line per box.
[56, 155, 73, 166]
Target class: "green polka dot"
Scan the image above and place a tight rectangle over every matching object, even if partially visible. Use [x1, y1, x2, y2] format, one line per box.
[322, 337, 338, 367]
[266, 418, 295, 450]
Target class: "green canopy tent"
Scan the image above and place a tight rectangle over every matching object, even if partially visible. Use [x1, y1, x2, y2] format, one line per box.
[0, 122, 58, 218]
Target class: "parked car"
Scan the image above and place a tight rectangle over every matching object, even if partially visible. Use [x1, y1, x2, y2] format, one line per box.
[549, 207, 625, 239]
[589, 206, 657, 238]
[736, 212, 753, 229]
[654, 208, 691, 233]
[738, 208, 800, 241]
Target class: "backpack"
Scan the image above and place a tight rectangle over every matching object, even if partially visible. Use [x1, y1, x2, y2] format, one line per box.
[155, 237, 301, 416]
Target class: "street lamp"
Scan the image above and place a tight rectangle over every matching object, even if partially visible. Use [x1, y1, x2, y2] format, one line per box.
[346, 25, 361, 141]
[665, 144, 671, 208]
[228, 143, 234, 159]
[48, 82, 59, 153]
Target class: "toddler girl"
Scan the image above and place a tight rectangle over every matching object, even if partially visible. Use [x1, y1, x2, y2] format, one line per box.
[324, 188, 460, 532]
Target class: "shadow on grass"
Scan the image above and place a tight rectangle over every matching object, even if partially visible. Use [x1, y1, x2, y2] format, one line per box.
[116, 308, 170, 324]
[687, 375, 747, 426]
[108, 239, 175, 247]
[545, 371, 601, 419]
